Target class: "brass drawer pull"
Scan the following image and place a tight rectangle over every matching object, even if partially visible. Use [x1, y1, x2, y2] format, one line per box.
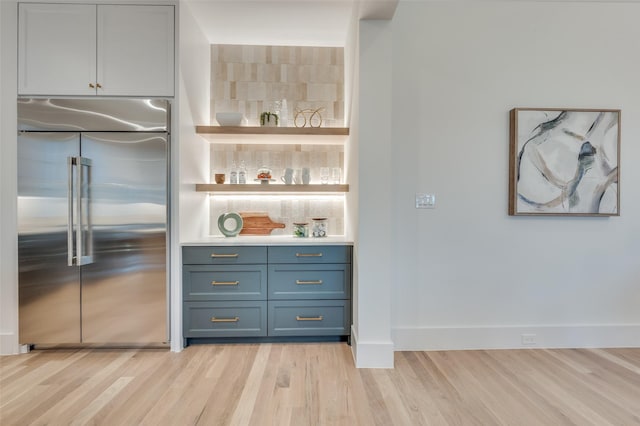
[295, 253, 323, 257]
[211, 316, 239, 323]
[296, 315, 323, 321]
[211, 280, 240, 286]
[211, 253, 239, 258]
[296, 280, 323, 285]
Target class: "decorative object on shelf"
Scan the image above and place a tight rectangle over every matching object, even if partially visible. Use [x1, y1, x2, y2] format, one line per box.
[293, 222, 309, 237]
[319, 167, 329, 184]
[302, 167, 311, 185]
[216, 112, 245, 126]
[238, 160, 247, 184]
[260, 111, 279, 127]
[230, 161, 238, 184]
[281, 168, 294, 185]
[239, 212, 286, 235]
[214, 173, 225, 184]
[217, 212, 243, 237]
[509, 108, 620, 216]
[255, 167, 274, 184]
[311, 218, 328, 237]
[293, 169, 303, 185]
[257, 167, 272, 179]
[254, 178, 276, 185]
[266, 100, 287, 127]
[331, 167, 342, 184]
[294, 108, 324, 128]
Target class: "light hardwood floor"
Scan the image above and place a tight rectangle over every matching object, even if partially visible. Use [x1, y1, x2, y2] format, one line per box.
[1, 344, 639, 425]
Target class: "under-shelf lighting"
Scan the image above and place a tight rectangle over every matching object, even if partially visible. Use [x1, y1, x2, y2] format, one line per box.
[210, 194, 345, 201]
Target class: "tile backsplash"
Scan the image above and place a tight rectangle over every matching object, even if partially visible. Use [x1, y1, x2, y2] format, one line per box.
[208, 143, 345, 237]
[209, 198, 344, 237]
[210, 143, 344, 184]
[211, 44, 345, 127]
[208, 44, 346, 237]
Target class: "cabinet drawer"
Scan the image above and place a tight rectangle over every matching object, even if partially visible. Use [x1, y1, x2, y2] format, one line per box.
[183, 246, 267, 265]
[268, 300, 350, 336]
[268, 264, 350, 300]
[183, 301, 267, 338]
[183, 265, 267, 301]
[268, 246, 351, 264]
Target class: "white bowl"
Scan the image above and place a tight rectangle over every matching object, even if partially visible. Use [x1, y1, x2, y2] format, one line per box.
[216, 112, 244, 126]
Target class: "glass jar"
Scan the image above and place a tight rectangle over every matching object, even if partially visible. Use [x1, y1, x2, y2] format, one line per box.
[293, 222, 309, 238]
[311, 218, 328, 237]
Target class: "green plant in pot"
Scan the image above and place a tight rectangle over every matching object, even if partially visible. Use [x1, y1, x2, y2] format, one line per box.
[260, 112, 279, 127]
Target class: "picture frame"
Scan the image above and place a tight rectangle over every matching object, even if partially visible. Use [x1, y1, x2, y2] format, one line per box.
[509, 108, 620, 216]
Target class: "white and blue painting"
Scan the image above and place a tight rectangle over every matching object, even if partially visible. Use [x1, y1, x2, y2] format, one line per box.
[511, 108, 620, 215]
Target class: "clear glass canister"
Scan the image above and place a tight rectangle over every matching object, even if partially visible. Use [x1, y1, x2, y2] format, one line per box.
[311, 218, 328, 237]
[293, 222, 309, 238]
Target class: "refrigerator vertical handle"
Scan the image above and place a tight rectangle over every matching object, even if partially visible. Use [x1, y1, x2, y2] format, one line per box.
[67, 157, 75, 266]
[76, 157, 93, 266]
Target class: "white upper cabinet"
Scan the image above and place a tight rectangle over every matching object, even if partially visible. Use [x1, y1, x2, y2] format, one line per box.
[18, 4, 97, 96]
[18, 3, 175, 97]
[97, 5, 174, 97]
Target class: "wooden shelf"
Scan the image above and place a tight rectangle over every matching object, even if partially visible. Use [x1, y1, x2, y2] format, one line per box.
[196, 184, 349, 193]
[196, 126, 349, 136]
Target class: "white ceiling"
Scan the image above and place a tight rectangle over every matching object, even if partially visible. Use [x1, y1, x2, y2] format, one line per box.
[184, 0, 398, 47]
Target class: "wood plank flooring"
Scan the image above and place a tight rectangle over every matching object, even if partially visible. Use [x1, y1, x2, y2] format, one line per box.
[1, 344, 639, 425]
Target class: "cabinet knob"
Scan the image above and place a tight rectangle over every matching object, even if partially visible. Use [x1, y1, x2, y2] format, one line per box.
[96, 83, 102, 89]
[88, 83, 95, 89]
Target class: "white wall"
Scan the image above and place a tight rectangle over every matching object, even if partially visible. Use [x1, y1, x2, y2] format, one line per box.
[173, 0, 210, 350]
[0, 0, 19, 355]
[388, 1, 640, 350]
[353, 20, 395, 367]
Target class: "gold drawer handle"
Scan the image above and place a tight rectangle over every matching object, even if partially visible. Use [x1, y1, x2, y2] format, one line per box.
[296, 315, 323, 321]
[211, 253, 239, 258]
[211, 280, 240, 286]
[211, 316, 239, 323]
[296, 280, 323, 285]
[295, 253, 323, 257]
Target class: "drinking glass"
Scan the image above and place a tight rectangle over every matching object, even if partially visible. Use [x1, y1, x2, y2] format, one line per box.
[331, 167, 341, 184]
[320, 167, 330, 184]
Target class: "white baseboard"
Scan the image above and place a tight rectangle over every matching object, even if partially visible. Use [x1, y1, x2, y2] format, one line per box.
[351, 325, 395, 368]
[0, 332, 20, 356]
[392, 324, 640, 351]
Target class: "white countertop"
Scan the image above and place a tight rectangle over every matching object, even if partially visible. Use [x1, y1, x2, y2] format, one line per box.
[182, 235, 353, 246]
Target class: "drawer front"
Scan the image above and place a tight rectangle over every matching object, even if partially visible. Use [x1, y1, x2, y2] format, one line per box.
[183, 301, 267, 338]
[268, 264, 350, 300]
[268, 300, 350, 336]
[268, 246, 351, 264]
[183, 246, 267, 265]
[183, 265, 267, 301]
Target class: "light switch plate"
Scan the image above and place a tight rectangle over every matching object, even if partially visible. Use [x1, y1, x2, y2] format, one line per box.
[415, 193, 436, 209]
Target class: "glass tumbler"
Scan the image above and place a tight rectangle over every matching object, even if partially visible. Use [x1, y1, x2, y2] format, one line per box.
[320, 167, 330, 184]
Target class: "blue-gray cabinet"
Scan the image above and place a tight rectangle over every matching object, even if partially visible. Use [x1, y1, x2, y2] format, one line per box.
[182, 245, 351, 344]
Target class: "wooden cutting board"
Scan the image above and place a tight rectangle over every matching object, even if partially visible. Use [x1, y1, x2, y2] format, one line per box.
[239, 212, 286, 235]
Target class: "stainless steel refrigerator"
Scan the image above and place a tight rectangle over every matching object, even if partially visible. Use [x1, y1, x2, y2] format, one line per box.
[17, 98, 169, 346]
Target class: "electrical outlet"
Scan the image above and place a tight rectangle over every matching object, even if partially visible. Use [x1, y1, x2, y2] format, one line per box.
[521, 334, 537, 346]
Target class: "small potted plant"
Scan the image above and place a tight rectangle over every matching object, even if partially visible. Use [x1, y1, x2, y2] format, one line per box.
[260, 111, 279, 127]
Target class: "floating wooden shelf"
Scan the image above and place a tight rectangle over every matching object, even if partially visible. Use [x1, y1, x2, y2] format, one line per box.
[196, 126, 349, 136]
[196, 184, 349, 193]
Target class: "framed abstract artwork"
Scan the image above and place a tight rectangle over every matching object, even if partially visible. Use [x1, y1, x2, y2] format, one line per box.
[509, 108, 620, 216]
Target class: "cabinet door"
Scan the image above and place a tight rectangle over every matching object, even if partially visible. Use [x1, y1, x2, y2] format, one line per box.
[97, 5, 174, 97]
[18, 3, 97, 96]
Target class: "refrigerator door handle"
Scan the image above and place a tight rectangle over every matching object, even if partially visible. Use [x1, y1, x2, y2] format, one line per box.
[76, 156, 93, 266]
[67, 157, 75, 266]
